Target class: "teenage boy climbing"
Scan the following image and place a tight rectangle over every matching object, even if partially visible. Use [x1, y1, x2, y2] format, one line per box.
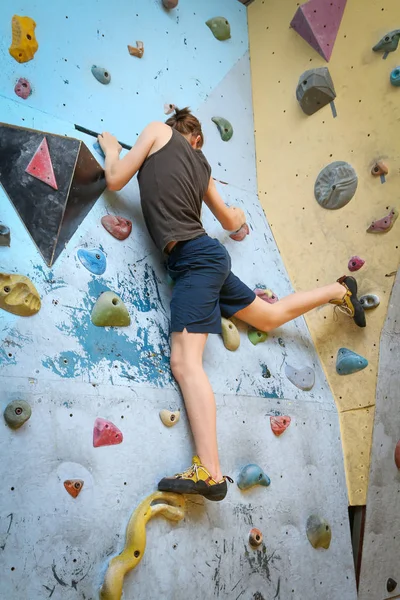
[98, 107, 366, 502]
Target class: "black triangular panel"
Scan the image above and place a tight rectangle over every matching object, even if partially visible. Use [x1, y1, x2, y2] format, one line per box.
[0, 123, 106, 266]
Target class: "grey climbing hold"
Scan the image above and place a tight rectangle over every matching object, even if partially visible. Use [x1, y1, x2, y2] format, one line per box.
[211, 117, 233, 141]
[206, 17, 231, 41]
[4, 400, 32, 429]
[359, 294, 380, 310]
[306, 515, 331, 550]
[296, 67, 336, 116]
[91, 65, 111, 85]
[314, 161, 358, 210]
[248, 328, 268, 346]
[372, 30, 400, 54]
[0, 224, 10, 246]
[336, 348, 368, 376]
[237, 464, 270, 491]
[91, 292, 131, 327]
[285, 364, 315, 391]
[221, 317, 240, 351]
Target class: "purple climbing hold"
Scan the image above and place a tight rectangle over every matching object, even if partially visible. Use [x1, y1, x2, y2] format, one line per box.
[254, 287, 279, 304]
[290, 0, 347, 62]
[14, 77, 32, 99]
[348, 256, 365, 272]
[367, 208, 398, 233]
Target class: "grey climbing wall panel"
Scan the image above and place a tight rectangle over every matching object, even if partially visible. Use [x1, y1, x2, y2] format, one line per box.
[358, 268, 400, 600]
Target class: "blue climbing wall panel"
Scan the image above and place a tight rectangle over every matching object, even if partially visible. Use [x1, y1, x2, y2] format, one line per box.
[0, 1, 357, 598]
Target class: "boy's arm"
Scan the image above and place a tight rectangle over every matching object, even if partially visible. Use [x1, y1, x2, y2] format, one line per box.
[203, 177, 246, 231]
[99, 122, 162, 191]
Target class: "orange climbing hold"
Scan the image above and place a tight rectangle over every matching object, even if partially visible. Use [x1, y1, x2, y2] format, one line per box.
[25, 138, 58, 190]
[9, 15, 39, 63]
[64, 479, 84, 498]
[128, 41, 144, 58]
[270, 416, 291, 437]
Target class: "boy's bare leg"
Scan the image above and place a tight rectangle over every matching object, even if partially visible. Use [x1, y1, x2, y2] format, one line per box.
[233, 281, 347, 332]
[170, 329, 222, 482]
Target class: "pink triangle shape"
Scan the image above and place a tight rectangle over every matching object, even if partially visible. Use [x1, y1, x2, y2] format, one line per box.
[290, 0, 347, 62]
[25, 137, 58, 190]
[93, 417, 123, 447]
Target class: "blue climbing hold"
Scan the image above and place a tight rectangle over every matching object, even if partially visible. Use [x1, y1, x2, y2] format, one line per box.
[91, 65, 111, 85]
[336, 348, 368, 376]
[77, 248, 106, 275]
[390, 66, 400, 87]
[93, 140, 105, 158]
[237, 464, 270, 491]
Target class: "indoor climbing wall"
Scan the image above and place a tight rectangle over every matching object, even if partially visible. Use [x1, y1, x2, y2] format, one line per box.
[248, 0, 400, 506]
[1, 1, 356, 598]
[358, 269, 400, 600]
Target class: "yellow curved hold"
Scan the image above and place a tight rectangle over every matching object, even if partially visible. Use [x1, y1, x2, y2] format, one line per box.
[9, 15, 38, 63]
[0, 273, 41, 316]
[100, 491, 185, 600]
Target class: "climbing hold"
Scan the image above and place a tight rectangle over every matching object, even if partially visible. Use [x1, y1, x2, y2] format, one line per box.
[4, 400, 32, 429]
[254, 287, 279, 304]
[221, 317, 240, 351]
[248, 328, 268, 346]
[91, 66, 111, 85]
[9, 15, 38, 63]
[91, 292, 131, 327]
[237, 464, 270, 491]
[211, 117, 233, 141]
[278, 337, 285, 348]
[93, 141, 105, 158]
[390, 66, 400, 86]
[100, 492, 185, 600]
[77, 248, 106, 275]
[159, 409, 180, 427]
[285, 364, 315, 391]
[230, 223, 249, 241]
[128, 41, 144, 58]
[371, 161, 388, 177]
[14, 77, 32, 99]
[359, 294, 380, 310]
[296, 67, 336, 116]
[162, 0, 178, 7]
[314, 161, 358, 210]
[394, 441, 400, 469]
[93, 417, 123, 448]
[348, 256, 365, 272]
[367, 207, 398, 233]
[262, 365, 271, 378]
[25, 137, 58, 190]
[206, 17, 231, 41]
[306, 515, 331, 549]
[270, 416, 291, 437]
[164, 103, 176, 115]
[0, 224, 10, 247]
[290, 0, 347, 62]
[336, 348, 368, 376]
[0, 272, 41, 316]
[373, 30, 400, 54]
[249, 528, 263, 548]
[64, 479, 84, 499]
[101, 215, 132, 240]
[387, 578, 398, 593]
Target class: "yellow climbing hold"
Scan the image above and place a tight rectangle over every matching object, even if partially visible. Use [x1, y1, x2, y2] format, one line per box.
[9, 15, 39, 63]
[221, 317, 240, 351]
[100, 491, 185, 600]
[0, 272, 41, 316]
[159, 409, 180, 427]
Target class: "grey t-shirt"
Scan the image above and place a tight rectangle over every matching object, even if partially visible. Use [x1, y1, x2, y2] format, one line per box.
[137, 128, 211, 253]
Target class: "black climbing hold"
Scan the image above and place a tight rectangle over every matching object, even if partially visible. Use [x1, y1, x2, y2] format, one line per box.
[0, 224, 11, 246]
[387, 578, 397, 593]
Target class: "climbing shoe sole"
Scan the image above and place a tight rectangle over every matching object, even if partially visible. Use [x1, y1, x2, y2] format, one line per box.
[339, 276, 366, 328]
[157, 477, 228, 502]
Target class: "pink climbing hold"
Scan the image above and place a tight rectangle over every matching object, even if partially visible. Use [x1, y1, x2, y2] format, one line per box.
[25, 137, 58, 190]
[93, 417, 123, 448]
[230, 223, 249, 242]
[367, 208, 398, 233]
[270, 416, 291, 437]
[348, 256, 365, 272]
[14, 77, 31, 99]
[290, 0, 347, 62]
[254, 287, 279, 304]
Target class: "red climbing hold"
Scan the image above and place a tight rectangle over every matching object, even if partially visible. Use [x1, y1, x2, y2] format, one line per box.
[25, 137, 58, 190]
[64, 479, 84, 498]
[93, 417, 123, 447]
[101, 215, 132, 240]
[395, 440, 400, 469]
[270, 416, 291, 437]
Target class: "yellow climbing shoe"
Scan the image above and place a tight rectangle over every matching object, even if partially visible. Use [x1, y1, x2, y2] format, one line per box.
[158, 455, 233, 502]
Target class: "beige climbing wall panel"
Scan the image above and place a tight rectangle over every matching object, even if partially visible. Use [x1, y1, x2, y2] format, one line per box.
[248, 0, 400, 505]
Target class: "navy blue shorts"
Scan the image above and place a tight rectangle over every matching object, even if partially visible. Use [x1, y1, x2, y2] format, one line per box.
[166, 234, 256, 334]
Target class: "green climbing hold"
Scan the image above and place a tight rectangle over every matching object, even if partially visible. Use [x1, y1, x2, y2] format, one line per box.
[91, 292, 131, 327]
[206, 17, 231, 41]
[306, 515, 331, 550]
[211, 117, 233, 142]
[248, 327, 268, 345]
[4, 400, 32, 429]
